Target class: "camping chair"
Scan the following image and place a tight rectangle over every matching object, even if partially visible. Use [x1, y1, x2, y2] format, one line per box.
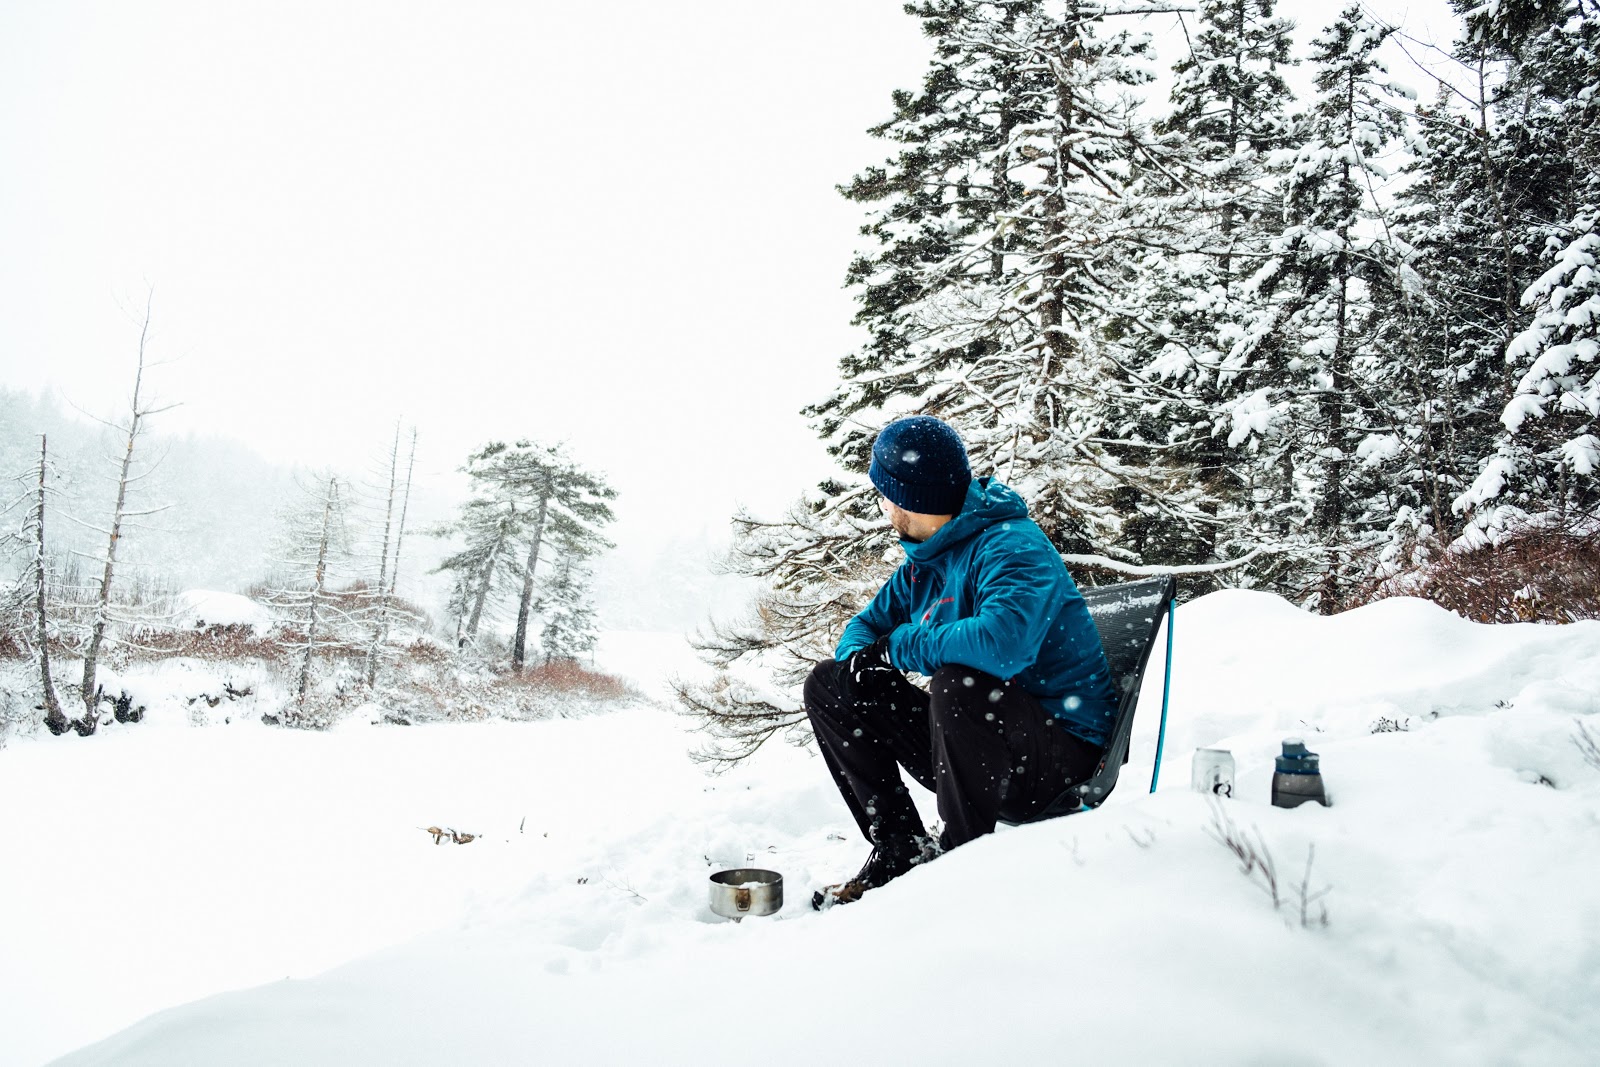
[1000, 574, 1178, 824]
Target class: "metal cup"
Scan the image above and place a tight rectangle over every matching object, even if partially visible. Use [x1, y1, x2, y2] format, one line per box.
[708, 868, 783, 921]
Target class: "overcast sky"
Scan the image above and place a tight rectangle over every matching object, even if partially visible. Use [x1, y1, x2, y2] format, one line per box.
[0, 0, 1460, 564]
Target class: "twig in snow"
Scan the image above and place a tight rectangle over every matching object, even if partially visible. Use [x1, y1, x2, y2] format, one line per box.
[1205, 798, 1280, 910]
[602, 874, 647, 903]
[1123, 825, 1156, 849]
[1062, 835, 1087, 867]
[1206, 799, 1331, 929]
[1296, 844, 1332, 930]
[1575, 719, 1600, 773]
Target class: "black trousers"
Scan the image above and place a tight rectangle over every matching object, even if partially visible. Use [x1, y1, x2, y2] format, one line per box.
[803, 658, 1104, 851]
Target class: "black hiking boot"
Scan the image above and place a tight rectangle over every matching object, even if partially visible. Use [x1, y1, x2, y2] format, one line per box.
[811, 834, 940, 910]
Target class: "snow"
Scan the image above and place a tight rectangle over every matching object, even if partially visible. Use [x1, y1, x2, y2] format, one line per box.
[1562, 433, 1600, 475]
[3, 595, 1600, 1066]
[171, 589, 275, 633]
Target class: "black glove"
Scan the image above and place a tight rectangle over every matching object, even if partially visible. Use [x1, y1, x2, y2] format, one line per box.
[847, 635, 896, 682]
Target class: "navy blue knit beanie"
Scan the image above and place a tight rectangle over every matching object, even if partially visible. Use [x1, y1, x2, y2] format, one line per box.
[869, 415, 971, 515]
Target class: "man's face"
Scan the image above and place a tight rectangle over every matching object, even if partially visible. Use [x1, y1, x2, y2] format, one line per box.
[880, 495, 915, 539]
[880, 495, 958, 543]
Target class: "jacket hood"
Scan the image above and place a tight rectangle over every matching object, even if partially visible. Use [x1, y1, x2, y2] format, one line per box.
[901, 476, 1029, 563]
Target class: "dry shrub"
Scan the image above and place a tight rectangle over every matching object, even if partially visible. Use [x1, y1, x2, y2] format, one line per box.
[240, 580, 275, 602]
[127, 624, 282, 663]
[505, 659, 634, 700]
[264, 692, 344, 730]
[290, 580, 432, 629]
[397, 637, 452, 667]
[1364, 524, 1600, 624]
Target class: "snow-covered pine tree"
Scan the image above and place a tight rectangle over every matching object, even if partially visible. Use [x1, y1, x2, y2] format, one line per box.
[810, 0, 1205, 562]
[1250, 5, 1415, 610]
[1368, 74, 1522, 565]
[434, 502, 519, 648]
[498, 443, 614, 673]
[809, 0, 1052, 530]
[1454, 0, 1600, 536]
[432, 440, 614, 672]
[537, 513, 604, 664]
[1112, 0, 1299, 584]
[973, 2, 1181, 562]
[432, 444, 533, 649]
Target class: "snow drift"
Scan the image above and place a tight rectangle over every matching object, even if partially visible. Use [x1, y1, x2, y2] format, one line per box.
[2, 597, 1596, 1066]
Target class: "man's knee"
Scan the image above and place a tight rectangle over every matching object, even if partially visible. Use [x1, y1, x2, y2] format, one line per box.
[803, 657, 847, 715]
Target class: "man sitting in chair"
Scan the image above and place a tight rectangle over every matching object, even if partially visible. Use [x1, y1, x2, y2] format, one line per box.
[807, 415, 1117, 909]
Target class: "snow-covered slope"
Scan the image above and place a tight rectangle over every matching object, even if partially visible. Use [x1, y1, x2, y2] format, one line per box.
[171, 589, 276, 633]
[5, 594, 1597, 1066]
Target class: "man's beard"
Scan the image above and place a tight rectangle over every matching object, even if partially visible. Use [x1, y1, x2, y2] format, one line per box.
[890, 514, 923, 543]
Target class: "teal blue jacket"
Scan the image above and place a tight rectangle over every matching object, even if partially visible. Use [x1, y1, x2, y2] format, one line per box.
[836, 477, 1118, 746]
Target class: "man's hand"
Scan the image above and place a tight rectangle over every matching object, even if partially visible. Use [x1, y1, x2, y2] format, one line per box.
[847, 635, 896, 683]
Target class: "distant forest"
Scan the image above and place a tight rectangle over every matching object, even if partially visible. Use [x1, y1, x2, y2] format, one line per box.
[0, 384, 725, 736]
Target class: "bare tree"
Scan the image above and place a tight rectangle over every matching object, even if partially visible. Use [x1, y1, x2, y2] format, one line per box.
[261, 471, 354, 725]
[362, 423, 417, 688]
[0, 462, 34, 653]
[30, 435, 69, 735]
[385, 430, 417, 601]
[79, 294, 176, 725]
[296, 475, 343, 710]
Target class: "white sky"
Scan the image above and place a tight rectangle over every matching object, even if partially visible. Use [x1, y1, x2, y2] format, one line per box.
[0, 0, 1461, 565]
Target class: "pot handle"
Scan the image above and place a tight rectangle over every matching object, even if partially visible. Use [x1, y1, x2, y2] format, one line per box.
[735, 888, 751, 912]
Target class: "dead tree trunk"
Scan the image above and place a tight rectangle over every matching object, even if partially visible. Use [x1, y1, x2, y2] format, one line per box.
[372, 426, 417, 669]
[297, 477, 339, 707]
[33, 435, 68, 735]
[387, 428, 417, 604]
[363, 425, 401, 688]
[82, 295, 167, 720]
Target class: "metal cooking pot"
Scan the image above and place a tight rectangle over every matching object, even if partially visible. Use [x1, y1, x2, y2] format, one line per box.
[708, 868, 783, 921]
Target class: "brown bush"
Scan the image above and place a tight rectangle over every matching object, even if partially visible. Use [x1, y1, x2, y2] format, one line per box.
[1363, 524, 1600, 624]
[397, 637, 452, 667]
[501, 659, 634, 700]
[128, 624, 279, 662]
[256, 580, 431, 629]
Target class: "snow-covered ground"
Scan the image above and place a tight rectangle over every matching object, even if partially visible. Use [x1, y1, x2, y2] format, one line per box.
[3, 598, 1599, 1066]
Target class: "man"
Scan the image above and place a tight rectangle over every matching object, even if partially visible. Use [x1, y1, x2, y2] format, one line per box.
[806, 415, 1117, 909]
